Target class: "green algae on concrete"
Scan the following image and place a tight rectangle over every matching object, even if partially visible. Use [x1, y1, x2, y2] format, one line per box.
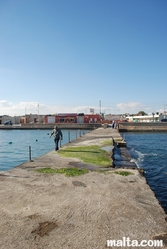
[35, 167, 89, 177]
[58, 145, 112, 167]
[114, 171, 134, 176]
[102, 139, 113, 146]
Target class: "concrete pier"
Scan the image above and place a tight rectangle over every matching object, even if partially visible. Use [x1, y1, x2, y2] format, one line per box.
[0, 123, 101, 130]
[119, 122, 167, 132]
[0, 127, 167, 249]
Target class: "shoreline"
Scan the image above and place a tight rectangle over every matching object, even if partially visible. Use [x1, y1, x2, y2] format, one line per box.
[0, 127, 167, 248]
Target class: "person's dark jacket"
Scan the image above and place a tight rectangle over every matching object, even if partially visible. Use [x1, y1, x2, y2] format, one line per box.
[50, 127, 63, 140]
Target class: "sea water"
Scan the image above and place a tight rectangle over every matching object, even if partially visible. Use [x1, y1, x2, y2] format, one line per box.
[0, 129, 90, 171]
[121, 132, 167, 214]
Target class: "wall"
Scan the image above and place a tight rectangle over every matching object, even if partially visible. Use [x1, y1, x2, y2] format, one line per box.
[118, 122, 167, 132]
[4, 123, 102, 130]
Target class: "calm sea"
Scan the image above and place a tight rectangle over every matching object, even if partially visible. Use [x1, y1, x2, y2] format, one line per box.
[0, 129, 89, 171]
[121, 132, 167, 214]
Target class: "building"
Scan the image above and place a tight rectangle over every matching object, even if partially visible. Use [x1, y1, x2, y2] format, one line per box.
[21, 114, 45, 124]
[84, 114, 102, 123]
[44, 113, 77, 124]
[103, 114, 123, 124]
[125, 114, 160, 122]
[0, 115, 21, 125]
[44, 113, 102, 124]
[159, 114, 167, 121]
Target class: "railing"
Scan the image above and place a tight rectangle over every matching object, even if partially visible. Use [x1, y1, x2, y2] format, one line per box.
[28, 129, 87, 161]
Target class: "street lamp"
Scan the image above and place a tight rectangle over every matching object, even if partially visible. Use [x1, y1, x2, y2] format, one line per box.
[152, 112, 155, 122]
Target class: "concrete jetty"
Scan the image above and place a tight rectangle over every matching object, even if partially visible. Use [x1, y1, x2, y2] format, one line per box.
[0, 123, 101, 130]
[119, 122, 167, 132]
[0, 127, 167, 249]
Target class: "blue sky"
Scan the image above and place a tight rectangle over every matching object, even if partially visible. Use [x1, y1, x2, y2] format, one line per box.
[0, 0, 167, 116]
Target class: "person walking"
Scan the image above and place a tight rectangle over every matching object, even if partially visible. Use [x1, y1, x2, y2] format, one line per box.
[50, 126, 63, 151]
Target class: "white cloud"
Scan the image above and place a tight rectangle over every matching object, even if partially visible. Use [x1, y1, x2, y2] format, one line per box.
[115, 102, 144, 114]
[0, 101, 39, 116]
[0, 100, 99, 116]
[0, 100, 13, 108]
[0, 100, 161, 116]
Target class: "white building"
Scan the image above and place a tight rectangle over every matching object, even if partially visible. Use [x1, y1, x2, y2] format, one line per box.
[126, 114, 160, 122]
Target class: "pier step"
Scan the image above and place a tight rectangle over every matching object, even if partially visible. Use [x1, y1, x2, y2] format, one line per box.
[112, 140, 137, 169]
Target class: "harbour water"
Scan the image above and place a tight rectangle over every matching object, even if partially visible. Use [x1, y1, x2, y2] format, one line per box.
[0, 129, 89, 172]
[121, 132, 167, 214]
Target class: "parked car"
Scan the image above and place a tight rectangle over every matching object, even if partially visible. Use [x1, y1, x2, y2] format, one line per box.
[160, 119, 167, 122]
[4, 120, 13, 125]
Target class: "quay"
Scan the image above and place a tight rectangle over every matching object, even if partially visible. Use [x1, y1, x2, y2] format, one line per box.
[0, 123, 101, 130]
[119, 122, 167, 132]
[0, 127, 167, 248]
[1, 122, 167, 132]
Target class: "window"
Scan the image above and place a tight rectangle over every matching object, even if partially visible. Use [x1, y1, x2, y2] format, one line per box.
[59, 118, 65, 122]
[69, 118, 75, 122]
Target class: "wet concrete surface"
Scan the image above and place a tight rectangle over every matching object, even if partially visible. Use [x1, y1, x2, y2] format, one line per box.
[113, 143, 137, 169]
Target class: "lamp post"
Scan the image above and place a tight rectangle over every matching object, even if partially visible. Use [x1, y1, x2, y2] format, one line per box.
[99, 100, 101, 115]
[37, 104, 39, 123]
[152, 112, 155, 122]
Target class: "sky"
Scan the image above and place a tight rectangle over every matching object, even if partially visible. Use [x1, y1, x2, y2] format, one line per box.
[0, 0, 167, 116]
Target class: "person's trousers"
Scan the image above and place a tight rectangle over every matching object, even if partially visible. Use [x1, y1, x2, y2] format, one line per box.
[54, 138, 60, 151]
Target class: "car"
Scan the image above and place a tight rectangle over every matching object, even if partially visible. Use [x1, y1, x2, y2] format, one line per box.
[4, 120, 13, 125]
[160, 119, 167, 122]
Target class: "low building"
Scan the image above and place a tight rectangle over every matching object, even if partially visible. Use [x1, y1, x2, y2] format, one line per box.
[104, 114, 122, 122]
[1, 115, 16, 124]
[84, 114, 102, 123]
[159, 114, 167, 121]
[44, 113, 78, 124]
[56, 113, 78, 123]
[125, 114, 160, 122]
[44, 113, 102, 124]
[21, 114, 45, 124]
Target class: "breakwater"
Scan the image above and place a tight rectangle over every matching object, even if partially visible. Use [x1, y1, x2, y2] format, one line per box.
[0, 123, 102, 130]
[119, 122, 167, 131]
[0, 127, 166, 248]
